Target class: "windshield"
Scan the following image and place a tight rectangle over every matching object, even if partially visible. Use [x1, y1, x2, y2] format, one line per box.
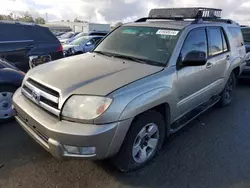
[60, 32, 74, 39]
[241, 28, 250, 42]
[94, 26, 180, 65]
[69, 36, 91, 45]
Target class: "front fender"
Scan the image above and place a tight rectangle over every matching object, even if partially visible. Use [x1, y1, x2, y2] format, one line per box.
[119, 87, 174, 121]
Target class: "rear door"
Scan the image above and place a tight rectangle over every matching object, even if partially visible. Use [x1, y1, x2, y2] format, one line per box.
[0, 23, 35, 72]
[205, 27, 229, 92]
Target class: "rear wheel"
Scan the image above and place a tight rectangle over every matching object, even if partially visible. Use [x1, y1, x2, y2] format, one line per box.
[0, 85, 18, 122]
[112, 111, 165, 172]
[218, 72, 236, 107]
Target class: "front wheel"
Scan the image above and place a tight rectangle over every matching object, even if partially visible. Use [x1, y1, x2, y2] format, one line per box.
[0, 85, 18, 122]
[112, 111, 165, 172]
[218, 72, 236, 107]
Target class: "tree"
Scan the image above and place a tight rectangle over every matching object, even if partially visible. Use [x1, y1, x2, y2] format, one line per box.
[18, 12, 34, 23]
[74, 18, 81, 22]
[35, 17, 46, 24]
[114, 22, 123, 28]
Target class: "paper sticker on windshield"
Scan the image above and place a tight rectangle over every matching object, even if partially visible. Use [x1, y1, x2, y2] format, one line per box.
[156, 30, 179, 36]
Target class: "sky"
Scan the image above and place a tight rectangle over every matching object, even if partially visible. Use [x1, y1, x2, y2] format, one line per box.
[1, 0, 250, 25]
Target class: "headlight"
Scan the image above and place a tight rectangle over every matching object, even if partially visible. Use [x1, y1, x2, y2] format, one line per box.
[62, 95, 112, 120]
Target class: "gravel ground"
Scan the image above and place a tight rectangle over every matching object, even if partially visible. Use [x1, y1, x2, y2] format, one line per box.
[1, 79, 250, 188]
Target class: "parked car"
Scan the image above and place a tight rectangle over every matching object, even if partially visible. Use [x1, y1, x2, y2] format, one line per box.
[0, 21, 63, 72]
[63, 36, 103, 57]
[54, 32, 66, 37]
[64, 31, 109, 44]
[88, 31, 109, 36]
[13, 8, 246, 172]
[0, 59, 24, 121]
[241, 27, 250, 75]
[58, 32, 80, 44]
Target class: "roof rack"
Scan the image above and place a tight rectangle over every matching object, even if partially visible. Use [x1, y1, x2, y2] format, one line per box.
[136, 7, 222, 22]
[150, 7, 221, 19]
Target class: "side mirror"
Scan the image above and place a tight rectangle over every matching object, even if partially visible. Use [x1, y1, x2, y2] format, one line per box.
[181, 51, 207, 66]
[86, 41, 92, 46]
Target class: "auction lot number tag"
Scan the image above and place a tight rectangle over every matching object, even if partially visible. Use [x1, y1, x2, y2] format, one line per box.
[156, 30, 179, 36]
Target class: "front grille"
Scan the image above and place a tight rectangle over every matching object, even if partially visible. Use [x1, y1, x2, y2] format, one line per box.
[21, 78, 60, 116]
[27, 78, 59, 97]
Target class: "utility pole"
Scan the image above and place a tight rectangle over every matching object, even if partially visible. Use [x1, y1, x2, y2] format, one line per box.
[46, 13, 48, 22]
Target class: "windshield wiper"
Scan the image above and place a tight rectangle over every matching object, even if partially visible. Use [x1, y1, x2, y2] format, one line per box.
[111, 54, 164, 67]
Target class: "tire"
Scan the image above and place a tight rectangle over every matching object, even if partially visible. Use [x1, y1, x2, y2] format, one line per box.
[112, 110, 166, 172]
[0, 85, 18, 122]
[218, 72, 236, 107]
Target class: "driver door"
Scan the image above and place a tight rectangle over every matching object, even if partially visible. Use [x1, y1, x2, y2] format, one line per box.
[175, 27, 212, 116]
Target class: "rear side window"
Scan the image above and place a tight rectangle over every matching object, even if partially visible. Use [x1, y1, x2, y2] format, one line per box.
[30, 27, 58, 42]
[180, 28, 207, 60]
[0, 24, 32, 41]
[0, 24, 57, 42]
[207, 28, 223, 56]
[228, 27, 244, 47]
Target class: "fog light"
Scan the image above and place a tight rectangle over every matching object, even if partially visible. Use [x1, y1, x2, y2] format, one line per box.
[64, 145, 80, 154]
[79, 147, 96, 155]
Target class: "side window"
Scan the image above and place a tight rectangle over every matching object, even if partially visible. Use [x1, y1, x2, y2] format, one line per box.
[0, 24, 31, 41]
[89, 38, 96, 45]
[207, 28, 223, 56]
[180, 28, 207, 61]
[94, 37, 102, 44]
[228, 27, 244, 47]
[221, 29, 229, 52]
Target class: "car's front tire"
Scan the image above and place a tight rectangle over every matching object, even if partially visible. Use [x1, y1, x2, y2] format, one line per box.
[112, 110, 166, 172]
[0, 85, 18, 122]
[218, 72, 236, 107]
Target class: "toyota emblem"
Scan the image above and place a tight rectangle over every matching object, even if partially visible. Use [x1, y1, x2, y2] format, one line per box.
[32, 91, 40, 103]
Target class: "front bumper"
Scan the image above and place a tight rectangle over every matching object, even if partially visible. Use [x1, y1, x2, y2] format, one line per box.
[13, 89, 129, 159]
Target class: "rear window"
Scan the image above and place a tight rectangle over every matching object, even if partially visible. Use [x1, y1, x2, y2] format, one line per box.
[228, 27, 244, 47]
[241, 28, 250, 42]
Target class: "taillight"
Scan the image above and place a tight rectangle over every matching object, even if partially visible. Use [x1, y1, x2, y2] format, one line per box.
[57, 44, 63, 52]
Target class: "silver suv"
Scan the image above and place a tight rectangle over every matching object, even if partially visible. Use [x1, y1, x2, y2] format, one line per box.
[13, 8, 246, 171]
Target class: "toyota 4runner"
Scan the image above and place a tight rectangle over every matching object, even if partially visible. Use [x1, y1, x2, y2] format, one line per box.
[13, 8, 246, 171]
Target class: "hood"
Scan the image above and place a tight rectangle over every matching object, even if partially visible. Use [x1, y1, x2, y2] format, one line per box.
[28, 53, 163, 99]
[63, 44, 78, 51]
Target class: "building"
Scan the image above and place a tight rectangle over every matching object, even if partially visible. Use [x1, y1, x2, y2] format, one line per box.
[44, 21, 110, 33]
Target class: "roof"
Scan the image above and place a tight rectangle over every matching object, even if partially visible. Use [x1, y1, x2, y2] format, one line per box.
[0, 20, 39, 27]
[125, 20, 192, 30]
[124, 18, 239, 30]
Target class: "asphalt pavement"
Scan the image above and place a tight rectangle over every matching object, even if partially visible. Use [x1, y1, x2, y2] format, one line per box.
[1, 79, 250, 188]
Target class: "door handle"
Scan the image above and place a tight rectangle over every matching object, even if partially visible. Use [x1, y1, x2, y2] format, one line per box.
[226, 55, 230, 60]
[206, 62, 212, 69]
